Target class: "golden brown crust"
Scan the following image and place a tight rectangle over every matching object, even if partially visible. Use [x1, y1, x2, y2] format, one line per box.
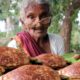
[0, 46, 29, 74]
[0, 65, 61, 80]
[58, 62, 80, 79]
[34, 54, 67, 69]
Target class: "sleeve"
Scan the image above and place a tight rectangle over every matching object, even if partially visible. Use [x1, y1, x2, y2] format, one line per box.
[7, 40, 18, 49]
[49, 33, 64, 55]
[57, 36, 64, 55]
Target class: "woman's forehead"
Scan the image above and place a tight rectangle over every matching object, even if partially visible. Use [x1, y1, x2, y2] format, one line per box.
[24, 3, 50, 15]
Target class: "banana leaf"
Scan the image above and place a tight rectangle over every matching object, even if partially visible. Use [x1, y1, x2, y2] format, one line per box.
[62, 53, 80, 63]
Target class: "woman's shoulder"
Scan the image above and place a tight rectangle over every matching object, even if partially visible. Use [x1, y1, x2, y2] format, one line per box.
[48, 33, 63, 40]
[7, 40, 17, 48]
[48, 33, 64, 55]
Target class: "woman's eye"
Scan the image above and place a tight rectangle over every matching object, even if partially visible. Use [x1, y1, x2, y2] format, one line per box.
[40, 12, 50, 19]
[28, 15, 35, 19]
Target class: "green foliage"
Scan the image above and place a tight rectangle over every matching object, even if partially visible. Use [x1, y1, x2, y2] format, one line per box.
[48, 0, 72, 33]
[70, 23, 80, 51]
[0, 32, 6, 38]
[0, 0, 19, 20]
[13, 26, 22, 35]
[62, 53, 80, 63]
[0, 26, 22, 46]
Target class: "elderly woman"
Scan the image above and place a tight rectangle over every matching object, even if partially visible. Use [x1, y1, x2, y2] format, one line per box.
[8, 0, 64, 57]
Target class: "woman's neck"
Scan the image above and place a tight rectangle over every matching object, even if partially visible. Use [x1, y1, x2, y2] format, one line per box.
[24, 30, 48, 43]
[24, 30, 48, 44]
[31, 34, 48, 44]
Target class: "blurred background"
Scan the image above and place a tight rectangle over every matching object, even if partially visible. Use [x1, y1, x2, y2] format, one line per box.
[0, 0, 80, 54]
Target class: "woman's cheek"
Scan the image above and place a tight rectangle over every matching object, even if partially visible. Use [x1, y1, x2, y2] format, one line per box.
[24, 19, 33, 29]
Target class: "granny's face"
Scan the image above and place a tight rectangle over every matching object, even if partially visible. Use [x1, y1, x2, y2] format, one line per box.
[23, 3, 51, 38]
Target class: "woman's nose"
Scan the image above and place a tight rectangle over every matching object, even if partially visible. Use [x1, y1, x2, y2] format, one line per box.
[35, 17, 41, 27]
[36, 17, 41, 23]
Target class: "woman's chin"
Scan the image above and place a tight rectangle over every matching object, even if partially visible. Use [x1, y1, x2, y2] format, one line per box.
[35, 32, 47, 38]
[29, 30, 47, 38]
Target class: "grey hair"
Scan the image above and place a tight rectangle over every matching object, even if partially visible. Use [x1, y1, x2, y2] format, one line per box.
[20, 0, 50, 9]
[19, 0, 51, 24]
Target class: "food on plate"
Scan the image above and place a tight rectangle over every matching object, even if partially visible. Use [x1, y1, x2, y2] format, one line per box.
[58, 62, 80, 80]
[0, 46, 29, 74]
[0, 65, 61, 80]
[34, 54, 67, 69]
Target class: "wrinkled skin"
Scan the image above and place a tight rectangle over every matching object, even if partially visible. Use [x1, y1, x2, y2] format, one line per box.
[22, 3, 51, 40]
[58, 62, 80, 80]
[0, 65, 61, 80]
